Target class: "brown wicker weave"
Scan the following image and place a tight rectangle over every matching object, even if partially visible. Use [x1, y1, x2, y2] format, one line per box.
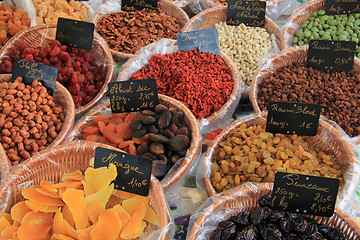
[188, 183, 360, 239]
[0, 142, 170, 240]
[203, 112, 357, 197]
[250, 46, 360, 144]
[281, 0, 325, 50]
[0, 74, 75, 165]
[92, 0, 190, 62]
[65, 94, 201, 190]
[0, 142, 10, 181]
[0, 23, 114, 116]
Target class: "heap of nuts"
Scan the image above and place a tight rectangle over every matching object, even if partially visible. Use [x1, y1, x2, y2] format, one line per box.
[96, 9, 181, 54]
[0, 77, 64, 164]
[211, 118, 344, 193]
[257, 63, 360, 138]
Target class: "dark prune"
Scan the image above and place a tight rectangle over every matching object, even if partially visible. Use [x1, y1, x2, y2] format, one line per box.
[306, 221, 318, 233]
[286, 233, 301, 240]
[279, 218, 293, 233]
[148, 125, 159, 134]
[235, 225, 258, 240]
[142, 152, 157, 160]
[235, 211, 251, 227]
[259, 195, 272, 207]
[172, 110, 184, 124]
[164, 129, 175, 139]
[262, 207, 272, 221]
[155, 104, 168, 113]
[147, 133, 169, 143]
[177, 126, 189, 136]
[140, 115, 156, 125]
[152, 160, 167, 177]
[158, 110, 172, 128]
[149, 142, 165, 155]
[250, 207, 264, 225]
[228, 215, 238, 223]
[169, 135, 190, 152]
[142, 110, 157, 116]
[132, 126, 148, 137]
[129, 120, 143, 131]
[171, 154, 180, 163]
[261, 223, 283, 240]
[318, 225, 345, 240]
[293, 217, 308, 234]
[269, 210, 286, 224]
[136, 142, 149, 155]
[221, 225, 237, 240]
[210, 227, 222, 240]
[302, 231, 325, 240]
[218, 220, 236, 230]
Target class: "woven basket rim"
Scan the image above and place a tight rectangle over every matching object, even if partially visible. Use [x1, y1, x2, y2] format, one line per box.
[91, 0, 190, 60]
[188, 182, 360, 239]
[66, 94, 201, 189]
[203, 111, 357, 197]
[0, 142, 11, 181]
[0, 142, 170, 239]
[0, 23, 115, 116]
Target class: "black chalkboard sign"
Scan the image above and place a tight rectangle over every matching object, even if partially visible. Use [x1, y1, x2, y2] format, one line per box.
[307, 40, 356, 71]
[11, 58, 57, 91]
[56, 18, 94, 50]
[270, 172, 339, 217]
[94, 147, 153, 196]
[226, 0, 266, 27]
[177, 28, 220, 55]
[266, 101, 321, 136]
[121, 0, 158, 12]
[108, 79, 159, 113]
[326, 0, 360, 15]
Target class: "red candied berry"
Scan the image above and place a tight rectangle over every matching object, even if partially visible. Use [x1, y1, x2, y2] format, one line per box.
[60, 45, 67, 51]
[29, 48, 36, 55]
[57, 74, 64, 83]
[61, 67, 68, 75]
[73, 61, 81, 69]
[71, 73, 79, 84]
[23, 47, 31, 55]
[43, 58, 51, 66]
[24, 54, 33, 61]
[71, 48, 79, 54]
[50, 47, 61, 56]
[85, 85, 95, 93]
[84, 95, 93, 104]
[89, 89, 98, 97]
[13, 50, 20, 56]
[69, 53, 76, 58]
[77, 57, 85, 63]
[59, 51, 70, 62]
[39, 50, 46, 59]
[78, 91, 87, 99]
[84, 53, 93, 62]
[79, 49, 86, 56]
[81, 66, 88, 74]
[96, 81, 103, 90]
[85, 72, 94, 81]
[44, 48, 52, 56]
[67, 67, 74, 77]
[34, 57, 42, 62]
[33, 49, 39, 57]
[18, 41, 28, 51]
[49, 40, 62, 49]
[73, 83, 81, 92]
[98, 65, 106, 74]
[68, 86, 77, 95]
[49, 56, 59, 64]
[74, 100, 82, 108]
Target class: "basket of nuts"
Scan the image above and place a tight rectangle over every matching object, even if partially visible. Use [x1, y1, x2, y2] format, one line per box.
[182, 6, 281, 98]
[65, 94, 201, 189]
[0, 74, 75, 166]
[187, 182, 360, 239]
[251, 46, 360, 144]
[92, 0, 190, 61]
[200, 112, 358, 206]
[281, 0, 360, 57]
[0, 23, 115, 115]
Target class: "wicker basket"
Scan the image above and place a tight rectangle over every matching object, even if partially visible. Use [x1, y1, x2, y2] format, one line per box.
[0, 23, 115, 116]
[187, 183, 360, 239]
[0, 142, 171, 240]
[0, 74, 75, 165]
[0, 142, 10, 181]
[92, 0, 190, 62]
[250, 46, 360, 144]
[202, 112, 358, 201]
[65, 94, 201, 190]
[281, 0, 326, 50]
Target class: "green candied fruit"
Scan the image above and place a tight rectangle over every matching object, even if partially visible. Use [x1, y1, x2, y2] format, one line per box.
[292, 37, 299, 44]
[357, 52, 360, 58]
[311, 27, 319, 32]
[322, 15, 329, 21]
[321, 34, 332, 40]
[309, 35, 315, 40]
[329, 25, 337, 31]
[318, 24, 324, 30]
[313, 32, 320, 39]
[298, 40, 305, 46]
[319, 30, 325, 36]
[338, 35, 347, 41]
[318, 10, 326, 15]
[309, 17, 316, 21]
[323, 24, 329, 29]
[328, 19, 337, 26]
[355, 13, 360, 18]
[354, 19, 360, 26]
[331, 31, 338, 37]
[304, 30, 312, 38]
[346, 21, 354, 27]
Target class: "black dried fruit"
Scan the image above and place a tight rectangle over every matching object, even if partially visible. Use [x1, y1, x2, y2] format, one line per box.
[155, 104, 168, 113]
[164, 129, 175, 139]
[136, 143, 149, 155]
[269, 210, 286, 224]
[221, 225, 237, 240]
[235, 225, 258, 240]
[177, 126, 189, 136]
[147, 125, 159, 134]
[250, 207, 264, 225]
[147, 133, 169, 143]
[302, 231, 325, 240]
[306, 219, 318, 233]
[140, 115, 156, 125]
[149, 142, 165, 155]
[279, 217, 292, 233]
[261, 223, 283, 240]
[141, 110, 157, 116]
[210, 227, 222, 240]
[259, 195, 272, 207]
[262, 207, 272, 221]
[318, 224, 345, 240]
[129, 120, 143, 131]
[169, 123, 178, 134]
[142, 152, 157, 160]
[157, 154, 168, 162]
[169, 135, 190, 152]
[171, 154, 180, 163]
[218, 220, 236, 230]
[293, 217, 308, 234]
[132, 126, 147, 137]
[158, 110, 172, 128]
[172, 110, 184, 124]
[235, 211, 250, 227]
[152, 160, 167, 177]
[286, 233, 301, 240]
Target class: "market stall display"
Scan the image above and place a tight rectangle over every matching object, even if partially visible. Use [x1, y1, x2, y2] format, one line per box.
[0, 143, 10, 181]
[92, 0, 190, 61]
[0, 24, 115, 116]
[0, 142, 173, 239]
[66, 94, 201, 189]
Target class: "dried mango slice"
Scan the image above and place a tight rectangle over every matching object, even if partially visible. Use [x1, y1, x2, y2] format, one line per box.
[84, 164, 117, 192]
[113, 204, 131, 227]
[1, 224, 19, 239]
[85, 184, 113, 206]
[82, 180, 95, 197]
[121, 195, 149, 216]
[77, 224, 95, 240]
[36, 187, 61, 198]
[118, 190, 136, 200]
[106, 194, 121, 209]
[52, 209, 77, 239]
[0, 216, 11, 232]
[90, 209, 121, 240]
[66, 182, 83, 191]
[50, 233, 76, 240]
[62, 205, 75, 228]
[40, 180, 58, 193]
[61, 170, 85, 183]
[143, 204, 159, 225]
[120, 203, 147, 239]
[22, 188, 64, 207]
[62, 189, 89, 230]
[121, 221, 146, 239]
[25, 201, 58, 213]
[87, 201, 105, 224]
[17, 211, 53, 240]
[0, 213, 12, 224]
[11, 202, 31, 223]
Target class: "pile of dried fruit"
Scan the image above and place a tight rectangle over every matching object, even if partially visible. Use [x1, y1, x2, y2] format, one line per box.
[210, 195, 345, 239]
[96, 9, 181, 54]
[211, 118, 344, 193]
[0, 163, 159, 239]
[81, 103, 191, 178]
[0, 77, 65, 165]
[0, 40, 107, 108]
[34, 0, 88, 24]
[131, 48, 234, 119]
[0, 5, 31, 48]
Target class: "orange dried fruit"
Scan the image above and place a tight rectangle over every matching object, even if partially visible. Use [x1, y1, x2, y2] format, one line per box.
[92, 115, 109, 125]
[116, 123, 132, 140]
[25, 201, 58, 213]
[85, 184, 114, 206]
[82, 180, 95, 197]
[50, 233, 76, 240]
[17, 211, 53, 240]
[22, 188, 64, 207]
[97, 121, 106, 133]
[84, 164, 117, 192]
[0, 217, 11, 232]
[66, 181, 84, 191]
[121, 195, 149, 216]
[62, 205, 75, 228]
[90, 209, 121, 240]
[1, 224, 19, 239]
[104, 131, 124, 144]
[113, 204, 131, 227]
[61, 170, 85, 183]
[0, 213, 12, 225]
[82, 126, 100, 134]
[52, 209, 78, 239]
[40, 180, 58, 193]
[104, 123, 117, 133]
[124, 113, 137, 125]
[87, 201, 105, 224]
[144, 204, 159, 225]
[120, 203, 147, 239]
[62, 189, 89, 230]
[77, 224, 95, 240]
[10, 202, 31, 223]
[109, 117, 124, 125]
[36, 187, 60, 198]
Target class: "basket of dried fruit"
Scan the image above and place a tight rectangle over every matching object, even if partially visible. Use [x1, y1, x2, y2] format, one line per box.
[0, 142, 10, 181]
[65, 94, 201, 190]
[251, 46, 360, 144]
[187, 182, 360, 239]
[0, 141, 172, 240]
[0, 23, 115, 115]
[200, 112, 358, 206]
[0, 74, 75, 167]
[92, 0, 190, 61]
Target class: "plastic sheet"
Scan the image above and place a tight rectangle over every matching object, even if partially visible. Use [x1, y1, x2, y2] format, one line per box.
[0, 141, 175, 240]
[0, 23, 116, 116]
[196, 112, 360, 210]
[186, 182, 360, 239]
[117, 38, 242, 135]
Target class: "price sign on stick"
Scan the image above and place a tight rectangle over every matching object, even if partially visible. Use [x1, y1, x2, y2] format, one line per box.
[121, 0, 158, 12]
[177, 28, 221, 55]
[226, 0, 266, 27]
[326, 0, 360, 15]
